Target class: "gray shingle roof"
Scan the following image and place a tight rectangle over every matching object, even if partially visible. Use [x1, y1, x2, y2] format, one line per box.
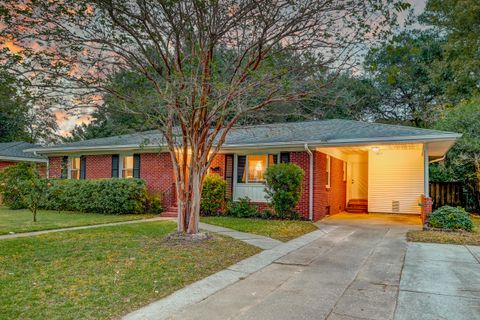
[0, 142, 47, 162]
[28, 119, 461, 153]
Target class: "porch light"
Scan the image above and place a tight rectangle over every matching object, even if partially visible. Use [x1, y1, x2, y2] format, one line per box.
[371, 147, 380, 153]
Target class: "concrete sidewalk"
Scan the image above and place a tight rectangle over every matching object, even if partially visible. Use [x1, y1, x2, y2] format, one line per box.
[395, 242, 480, 320]
[199, 222, 283, 249]
[0, 216, 172, 240]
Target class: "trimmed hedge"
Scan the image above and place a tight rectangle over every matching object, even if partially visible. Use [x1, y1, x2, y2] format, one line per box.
[44, 178, 149, 214]
[0, 162, 40, 209]
[427, 206, 473, 231]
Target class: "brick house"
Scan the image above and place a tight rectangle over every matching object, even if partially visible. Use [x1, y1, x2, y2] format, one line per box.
[0, 142, 47, 175]
[26, 120, 460, 221]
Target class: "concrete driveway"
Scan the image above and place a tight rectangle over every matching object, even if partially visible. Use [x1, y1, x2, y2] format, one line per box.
[171, 220, 413, 320]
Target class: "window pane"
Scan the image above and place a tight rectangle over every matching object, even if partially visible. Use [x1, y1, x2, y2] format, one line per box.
[268, 154, 277, 166]
[237, 156, 246, 183]
[123, 156, 134, 169]
[248, 155, 267, 183]
[71, 157, 80, 170]
[122, 169, 133, 178]
[71, 170, 80, 180]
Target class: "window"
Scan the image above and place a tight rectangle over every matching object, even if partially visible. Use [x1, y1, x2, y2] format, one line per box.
[61, 156, 68, 179]
[237, 154, 278, 184]
[122, 155, 134, 178]
[70, 157, 81, 180]
[248, 155, 267, 183]
[326, 155, 331, 188]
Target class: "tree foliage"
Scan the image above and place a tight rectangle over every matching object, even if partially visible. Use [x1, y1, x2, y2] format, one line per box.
[421, 0, 480, 102]
[433, 96, 480, 210]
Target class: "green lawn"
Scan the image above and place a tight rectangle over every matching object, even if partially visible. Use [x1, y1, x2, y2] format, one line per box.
[201, 216, 318, 242]
[0, 221, 260, 320]
[407, 215, 480, 246]
[0, 206, 157, 235]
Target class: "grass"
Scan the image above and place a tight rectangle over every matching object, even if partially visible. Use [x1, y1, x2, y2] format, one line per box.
[201, 216, 318, 242]
[0, 221, 260, 320]
[407, 215, 480, 246]
[0, 206, 157, 235]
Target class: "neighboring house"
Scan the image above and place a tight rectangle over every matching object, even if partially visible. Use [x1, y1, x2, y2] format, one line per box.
[26, 120, 460, 221]
[0, 142, 47, 175]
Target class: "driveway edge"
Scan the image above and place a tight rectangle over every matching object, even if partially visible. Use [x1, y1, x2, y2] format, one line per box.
[123, 225, 338, 320]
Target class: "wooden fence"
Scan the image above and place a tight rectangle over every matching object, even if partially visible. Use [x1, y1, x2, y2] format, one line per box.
[429, 182, 464, 210]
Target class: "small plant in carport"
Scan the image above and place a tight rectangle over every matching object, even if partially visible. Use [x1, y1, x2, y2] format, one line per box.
[427, 206, 473, 231]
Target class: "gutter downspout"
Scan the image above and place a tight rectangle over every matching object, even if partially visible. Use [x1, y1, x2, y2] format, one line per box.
[304, 144, 314, 221]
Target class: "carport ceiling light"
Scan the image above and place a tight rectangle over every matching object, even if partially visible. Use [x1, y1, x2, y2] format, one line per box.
[371, 147, 380, 153]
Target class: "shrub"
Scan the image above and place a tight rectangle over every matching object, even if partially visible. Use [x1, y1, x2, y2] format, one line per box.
[264, 163, 304, 219]
[18, 177, 48, 222]
[0, 162, 40, 209]
[146, 194, 164, 214]
[226, 197, 259, 218]
[44, 178, 149, 214]
[201, 174, 227, 216]
[427, 206, 474, 231]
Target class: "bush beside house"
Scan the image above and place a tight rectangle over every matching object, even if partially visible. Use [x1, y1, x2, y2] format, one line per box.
[0, 163, 160, 215]
[200, 174, 227, 216]
[265, 163, 304, 219]
[427, 205, 473, 231]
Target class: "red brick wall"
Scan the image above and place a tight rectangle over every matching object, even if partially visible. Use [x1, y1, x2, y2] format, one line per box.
[48, 157, 63, 178]
[0, 161, 46, 177]
[0, 161, 16, 171]
[140, 153, 175, 206]
[312, 152, 347, 221]
[86, 155, 112, 179]
[420, 195, 432, 224]
[290, 152, 311, 219]
[209, 154, 226, 178]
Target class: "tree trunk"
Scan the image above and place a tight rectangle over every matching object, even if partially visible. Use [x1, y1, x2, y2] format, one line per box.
[33, 209, 37, 222]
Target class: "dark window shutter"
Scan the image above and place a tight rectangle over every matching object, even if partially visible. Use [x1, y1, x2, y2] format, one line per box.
[237, 155, 246, 183]
[280, 152, 290, 163]
[61, 156, 68, 179]
[80, 156, 86, 180]
[225, 154, 234, 199]
[111, 155, 119, 178]
[271, 154, 278, 165]
[133, 154, 141, 178]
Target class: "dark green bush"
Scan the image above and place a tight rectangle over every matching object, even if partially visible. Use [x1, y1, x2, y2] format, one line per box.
[427, 206, 473, 231]
[0, 162, 40, 209]
[44, 178, 148, 214]
[201, 174, 227, 216]
[146, 194, 164, 214]
[226, 197, 259, 218]
[264, 163, 304, 219]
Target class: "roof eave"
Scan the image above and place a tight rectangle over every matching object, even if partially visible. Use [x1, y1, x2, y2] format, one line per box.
[0, 155, 48, 163]
[25, 133, 462, 155]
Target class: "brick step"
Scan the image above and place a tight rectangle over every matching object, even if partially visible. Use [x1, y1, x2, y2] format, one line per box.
[347, 204, 368, 209]
[161, 206, 178, 217]
[345, 207, 368, 213]
[348, 199, 368, 205]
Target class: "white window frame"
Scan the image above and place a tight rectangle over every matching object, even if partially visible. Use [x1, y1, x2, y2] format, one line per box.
[120, 154, 134, 178]
[326, 155, 331, 188]
[234, 153, 279, 185]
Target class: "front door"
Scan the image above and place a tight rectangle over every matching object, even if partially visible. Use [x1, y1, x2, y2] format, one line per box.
[349, 161, 368, 200]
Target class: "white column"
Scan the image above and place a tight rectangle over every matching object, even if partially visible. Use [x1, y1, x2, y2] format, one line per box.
[424, 144, 429, 197]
